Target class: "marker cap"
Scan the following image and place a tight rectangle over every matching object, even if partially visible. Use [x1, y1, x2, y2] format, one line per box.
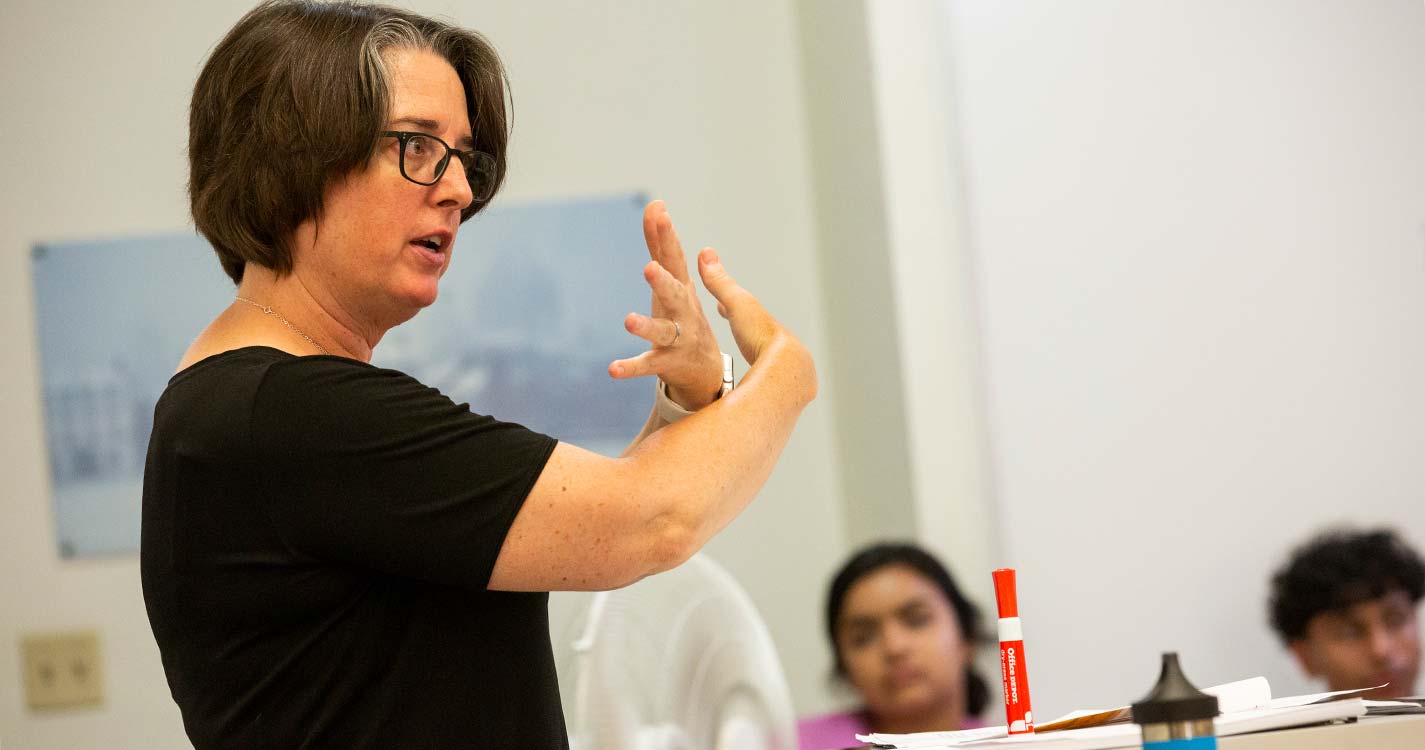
[992, 568, 1019, 618]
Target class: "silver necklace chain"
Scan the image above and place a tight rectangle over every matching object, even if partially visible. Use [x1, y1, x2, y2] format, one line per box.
[233, 296, 331, 355]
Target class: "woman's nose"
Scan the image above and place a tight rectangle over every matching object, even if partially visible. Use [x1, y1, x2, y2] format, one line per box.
[435, 157, 474, 211]
[881, 623, 913, 656]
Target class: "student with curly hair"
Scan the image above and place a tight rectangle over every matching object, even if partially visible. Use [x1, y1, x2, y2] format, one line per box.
[1268, 528, 1424, 699]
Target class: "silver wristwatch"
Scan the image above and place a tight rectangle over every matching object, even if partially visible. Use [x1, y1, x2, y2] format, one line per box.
[718, 350, 735, 398]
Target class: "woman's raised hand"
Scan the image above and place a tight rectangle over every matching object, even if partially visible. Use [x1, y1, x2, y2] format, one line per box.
[609, 201, 799, 411]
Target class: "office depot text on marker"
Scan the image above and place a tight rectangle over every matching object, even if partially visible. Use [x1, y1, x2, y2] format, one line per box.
[992, 568, 1035, 734]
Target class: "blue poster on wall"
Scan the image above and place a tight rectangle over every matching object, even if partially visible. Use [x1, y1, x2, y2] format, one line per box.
[32, 193, 651, 558]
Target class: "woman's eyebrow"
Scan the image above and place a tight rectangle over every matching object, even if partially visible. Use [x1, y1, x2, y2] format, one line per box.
[841, 615, 881, 631]
[390, 117, 475, 148]
[896, 599, 930, 615]
[841, 599, 929, 630]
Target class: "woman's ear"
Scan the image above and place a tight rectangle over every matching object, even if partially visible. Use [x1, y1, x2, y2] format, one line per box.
[958, 635, 976, 669]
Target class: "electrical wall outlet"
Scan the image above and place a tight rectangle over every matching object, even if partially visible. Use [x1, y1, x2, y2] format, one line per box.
[21, 630, 105, 710]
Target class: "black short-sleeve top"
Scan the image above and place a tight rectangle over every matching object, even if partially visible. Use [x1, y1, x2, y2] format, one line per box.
[140, 347, 565, 749]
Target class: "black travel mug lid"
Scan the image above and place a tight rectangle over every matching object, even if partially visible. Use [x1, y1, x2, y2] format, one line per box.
[1131, 652, 1220, 724]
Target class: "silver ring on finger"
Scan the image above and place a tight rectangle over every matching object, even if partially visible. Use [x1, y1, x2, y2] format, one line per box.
[668, 320, 681, 347]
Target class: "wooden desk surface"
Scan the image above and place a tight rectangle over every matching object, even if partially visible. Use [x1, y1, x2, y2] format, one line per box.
[1220, 715, 1425, 749]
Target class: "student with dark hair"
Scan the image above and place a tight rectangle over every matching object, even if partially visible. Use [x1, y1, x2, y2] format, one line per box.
[1268, 527, 1424, 699]
[799, 542, 990, 750]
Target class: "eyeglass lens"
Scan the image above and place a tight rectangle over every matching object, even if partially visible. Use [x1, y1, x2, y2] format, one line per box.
[399, 134, 495, 200]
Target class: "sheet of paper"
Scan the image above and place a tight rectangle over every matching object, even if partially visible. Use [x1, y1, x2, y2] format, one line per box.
[859, 696, 1367, 749]
[1214, 698, 1365, 735]
[950, 724, 1141, 750]
[1032, 676, 1271, 733]
[1203, 676, 1271, 712]
[856, 725, 1007, 747]
[1265, 683, 1386, 708]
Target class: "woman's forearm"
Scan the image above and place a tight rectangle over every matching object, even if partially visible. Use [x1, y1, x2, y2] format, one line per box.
[621, 404, 664, 457]
[621, 331, 817, 560]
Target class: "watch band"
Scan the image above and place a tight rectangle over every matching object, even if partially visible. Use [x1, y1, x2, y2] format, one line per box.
[719, 350, 735, 397]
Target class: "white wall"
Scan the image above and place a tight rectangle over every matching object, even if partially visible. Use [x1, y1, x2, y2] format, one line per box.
[0, 1, 851, 746]
[932, 0, 1425, 720]
[862, 0, 1003, 627]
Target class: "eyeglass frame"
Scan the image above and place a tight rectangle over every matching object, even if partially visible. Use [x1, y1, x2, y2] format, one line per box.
[380, 130, 497, 203]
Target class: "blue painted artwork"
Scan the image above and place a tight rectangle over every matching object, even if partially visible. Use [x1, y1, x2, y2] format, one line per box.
[32, 194, 651, 558]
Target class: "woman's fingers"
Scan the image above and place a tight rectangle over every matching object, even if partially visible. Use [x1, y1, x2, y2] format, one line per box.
[623, 312, 680, 348]
[697, 248, 752, 317]
[608, 349, 661, 380]
[656, 210, 691, 284]
[643, 261, 685, 314]
[642, 201, 691, 285]
[641, 200, 662, 260]
[698, 247, 776, 365]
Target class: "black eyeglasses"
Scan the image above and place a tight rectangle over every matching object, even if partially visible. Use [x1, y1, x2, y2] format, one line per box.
[382, 131, 496, 204]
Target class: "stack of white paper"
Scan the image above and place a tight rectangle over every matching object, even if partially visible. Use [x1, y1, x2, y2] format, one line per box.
[857, 678, 1380, 750]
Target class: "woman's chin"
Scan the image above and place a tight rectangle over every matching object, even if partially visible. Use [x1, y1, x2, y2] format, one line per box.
[404, 274, 443, 305]
[412, 286, 440, 309]
[383, 282, 441, 326]
[877, 686, 943, 719]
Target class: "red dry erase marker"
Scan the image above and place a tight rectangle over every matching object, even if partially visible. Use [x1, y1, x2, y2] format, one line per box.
[993, 568, 1035, 734]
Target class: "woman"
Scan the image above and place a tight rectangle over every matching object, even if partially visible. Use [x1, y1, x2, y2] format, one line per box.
[140, 2, 815, 747]
[799, 543, 989, 750]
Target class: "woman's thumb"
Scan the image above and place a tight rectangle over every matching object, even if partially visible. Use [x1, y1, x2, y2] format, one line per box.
[698, 248, 743, 314]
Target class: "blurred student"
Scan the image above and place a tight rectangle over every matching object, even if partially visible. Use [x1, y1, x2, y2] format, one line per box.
[799, 543, 989, 750]
[1269, 527, 1423, 699]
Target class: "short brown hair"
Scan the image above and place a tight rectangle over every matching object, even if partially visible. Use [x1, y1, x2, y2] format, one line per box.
[189, 0, 509, 284]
